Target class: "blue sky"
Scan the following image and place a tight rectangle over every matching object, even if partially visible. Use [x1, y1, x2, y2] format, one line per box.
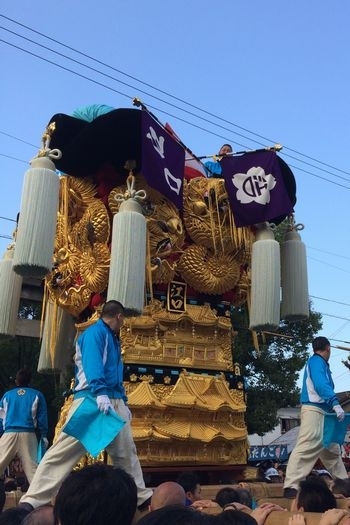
[1, 1, 350, 391]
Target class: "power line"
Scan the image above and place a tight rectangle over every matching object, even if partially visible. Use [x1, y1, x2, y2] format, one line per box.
[2, 13, 350, 179]
[311, 296, 350, 308]
[0, 216, 16, 222]
[321, 312, 350, 322]
[307, 246, 350, 261]
[1, 213, 350, 312]
[0, 130, 38, 149]
[307, 256, 350, 274]
[0, 17, 319, 150]
[0, 27, 265, 153]
[0, 152, 28, 165]
[0, 39, 133, 102]
[1, 24, 350, 188]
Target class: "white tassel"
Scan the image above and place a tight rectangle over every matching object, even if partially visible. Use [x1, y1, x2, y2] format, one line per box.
[281, 221, 309, 321]
[13, 125, 62, 278]
[0, 245, 23, 336]
[13, 155, 60, 278]
[249, 223, 280, 331]
[107, 174, 147, 316]
[38, 301, 76, 373]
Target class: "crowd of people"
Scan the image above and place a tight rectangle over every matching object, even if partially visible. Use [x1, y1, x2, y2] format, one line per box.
[0, 308, 349, 525]
[2, 464, 350, 525]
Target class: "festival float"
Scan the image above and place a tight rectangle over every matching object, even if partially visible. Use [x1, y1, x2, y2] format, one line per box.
[0, 100, 308, 479]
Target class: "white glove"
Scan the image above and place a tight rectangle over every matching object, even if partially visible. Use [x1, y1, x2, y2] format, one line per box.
[42, 437, 49, 449]
[96, 395, 114, 414]
[334, 404, 345, 422]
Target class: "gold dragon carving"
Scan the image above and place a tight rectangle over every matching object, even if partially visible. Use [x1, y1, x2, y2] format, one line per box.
[45, 173, 254, 320]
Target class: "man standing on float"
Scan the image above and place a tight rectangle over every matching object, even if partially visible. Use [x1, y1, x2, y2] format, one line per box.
[284, 336, 347, 498]
[19, 300, 152, 511]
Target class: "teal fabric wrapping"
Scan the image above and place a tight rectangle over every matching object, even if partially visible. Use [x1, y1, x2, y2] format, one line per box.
[71, 104, 114, 122]
[63, 396, 126, 457]
[37, 437, 47, 462]
[323, 413, 350, 447]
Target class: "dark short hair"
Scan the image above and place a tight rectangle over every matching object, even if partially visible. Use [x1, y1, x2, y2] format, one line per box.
[101, 300, 125, 319]
[219, 143, 233, 152]
[215, 487, 240, 508]
[177, 472, 200, 494]
[236, 488, 253, 508]
[331, 477, 350, 497]
[312, 336, 330, 352]
[0, 507, 31, 525]
[297, 477, 336, 512]
[53, 464, 137, 525]
[15, 368, 31, 387]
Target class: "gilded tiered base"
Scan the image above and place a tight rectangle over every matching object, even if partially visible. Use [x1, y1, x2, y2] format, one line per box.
[56, 302, 248, 468]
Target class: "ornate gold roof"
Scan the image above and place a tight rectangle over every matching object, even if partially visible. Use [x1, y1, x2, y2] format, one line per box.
[152, 304, 230, 327]
[121, 302, 234, 371]
[132, 427, 171, 440]
[127, 381, 165, 408]
[163, 372, 245, 411]
[153, 418, 247, 442]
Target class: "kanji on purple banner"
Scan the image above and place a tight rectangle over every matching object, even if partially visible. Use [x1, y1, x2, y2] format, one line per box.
[220, 150, 295, 227]
[141, 111, 185, 211]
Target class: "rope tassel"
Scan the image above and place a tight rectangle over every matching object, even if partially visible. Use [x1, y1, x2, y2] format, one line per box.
[13, 125, 61, 278]
[280, 218, 309, 321]
[38, 300, 76, 373]
[249, 223, 280, 331]
[0, 245, 23, 337]
[107, 173, 147, 316]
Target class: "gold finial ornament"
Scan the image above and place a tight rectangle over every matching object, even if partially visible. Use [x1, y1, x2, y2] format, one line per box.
[37, 122, 62, 162]
[266, 143, 283, 152]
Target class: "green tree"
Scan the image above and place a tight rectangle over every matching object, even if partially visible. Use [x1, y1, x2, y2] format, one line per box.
[232, 304, 322, 435]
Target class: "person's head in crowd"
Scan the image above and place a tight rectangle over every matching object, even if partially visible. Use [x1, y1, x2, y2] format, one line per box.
[312, 336, 331, 361]
[15, 368, 31, 387]
[21, 504, 55, 525]
[177, 472, 201, 504]
[100, 300, 125, 333]
[236, 488, 253, 509]
[0, 507, 31, 525]
[264, 467, 281, 483]
[53, 464, 137, 525]
[276, 467, 285, 482]
[294, 476, 337, 512]
[218, 144, 233, 157]
[0, 479, 5, 513]
[214, 487, 240, 509]
[330, 477, 350, 498]
[317, 470, 333, 486]
[256, 460, 274, 481]
[3, 478, 17, 492]
[16, 476, 29, 493]
[150, 481, 186, 510]
[137, 505, 208, 525]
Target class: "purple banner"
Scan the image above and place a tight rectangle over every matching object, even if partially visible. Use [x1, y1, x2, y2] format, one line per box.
[220, 150, 294, 227]
[141, 111, 185, 211]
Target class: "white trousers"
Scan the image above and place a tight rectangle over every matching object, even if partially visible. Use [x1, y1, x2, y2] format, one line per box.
[20, 398, 152, 508]
[0, 432, 38, 483]
[284, 405, 347, 490]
